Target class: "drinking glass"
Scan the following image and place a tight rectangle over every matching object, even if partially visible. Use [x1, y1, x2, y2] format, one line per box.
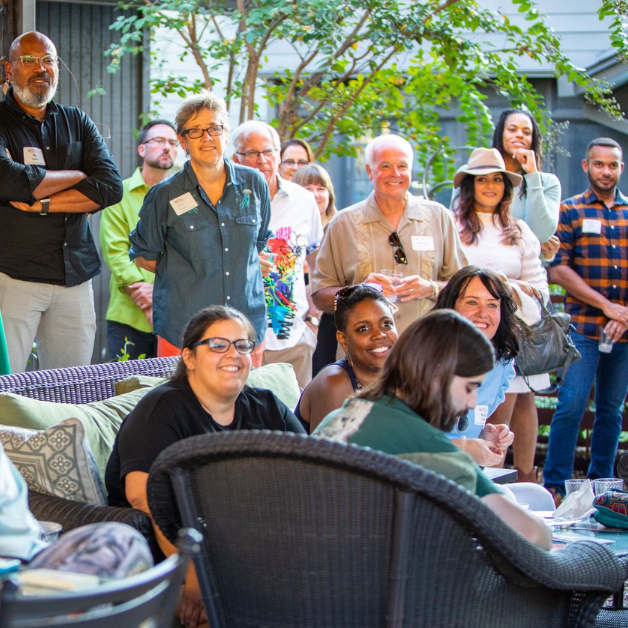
[593, 478, 624, 495]
[380, 269, 403, 302]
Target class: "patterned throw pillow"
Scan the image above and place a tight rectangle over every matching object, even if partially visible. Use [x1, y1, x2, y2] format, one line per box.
[0, 418, 106, 505]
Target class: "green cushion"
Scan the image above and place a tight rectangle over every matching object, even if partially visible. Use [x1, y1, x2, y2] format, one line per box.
[396, 451, 478, 494]
[115, 363, 301, 410]
[0, 388, 150, 480]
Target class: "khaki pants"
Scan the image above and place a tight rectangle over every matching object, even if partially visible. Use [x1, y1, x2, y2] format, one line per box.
[262, 324, 317, 389]
[0, 273, 96, 373]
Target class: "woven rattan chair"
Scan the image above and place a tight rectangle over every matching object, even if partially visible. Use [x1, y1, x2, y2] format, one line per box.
[0, 528, 200, 628]
[147, 431, 628, 628]
[0, 357, 179, 558]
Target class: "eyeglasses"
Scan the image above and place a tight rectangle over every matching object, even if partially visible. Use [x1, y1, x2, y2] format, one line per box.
[192, 337, 256, 354]
[281, 159, 309, 168]
[182, 125, 225, 139]
[388, 231, 408, 265]
[10, 54, 59, 68]
[334, 283, 384, 310]
[144, 137, 179, 148]
[236, 149, 277, 160]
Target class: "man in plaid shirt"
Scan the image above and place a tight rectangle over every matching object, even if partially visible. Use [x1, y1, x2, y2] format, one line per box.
[544, 137, 628, 501]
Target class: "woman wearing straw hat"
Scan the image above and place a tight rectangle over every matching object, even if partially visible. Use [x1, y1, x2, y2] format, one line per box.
[452, 147, 550, 483]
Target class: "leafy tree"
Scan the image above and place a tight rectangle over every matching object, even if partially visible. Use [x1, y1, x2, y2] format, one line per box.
[106, 0, 628, 179]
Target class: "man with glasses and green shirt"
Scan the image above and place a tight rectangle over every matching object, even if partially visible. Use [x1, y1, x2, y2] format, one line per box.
[129, 91, 271, 363]
[100, 120, 178, 360]
[312, 134, 467, 335]
[0, 31, 123, 373]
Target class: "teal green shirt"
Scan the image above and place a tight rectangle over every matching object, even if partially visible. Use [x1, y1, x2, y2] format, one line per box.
[315, 394, 498, 498]
[100, 168, 155, 333]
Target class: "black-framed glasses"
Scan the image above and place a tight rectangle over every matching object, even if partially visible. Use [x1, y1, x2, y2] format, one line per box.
[236, 148, 277, 160]
[388, 231, 408, 265]
[182, 125, 225, 139]
[10, 54, 59, 68]
[281, 159, 309, 168]
[192, 337, 256, 354]
[334, 283, 384, 311]
[144, 137, 179, 148]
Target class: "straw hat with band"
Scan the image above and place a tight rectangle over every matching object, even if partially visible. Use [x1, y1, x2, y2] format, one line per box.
[453, 147, 523, 189]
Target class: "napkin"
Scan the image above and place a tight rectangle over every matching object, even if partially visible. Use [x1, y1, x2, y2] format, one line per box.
[553, 480, 595, 521]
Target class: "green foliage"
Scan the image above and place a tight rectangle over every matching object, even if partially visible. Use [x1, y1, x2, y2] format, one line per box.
[115, 338, 146, 361]
[105, 0, 628, 176]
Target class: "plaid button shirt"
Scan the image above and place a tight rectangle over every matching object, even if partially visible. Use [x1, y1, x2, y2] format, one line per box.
[551, 187, 628, 341]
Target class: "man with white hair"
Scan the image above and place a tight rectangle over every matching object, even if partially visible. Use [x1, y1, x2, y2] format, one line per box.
[233, 121, 323, 388]
[0, 31, 123, 372]
[312, 134, 467, 335]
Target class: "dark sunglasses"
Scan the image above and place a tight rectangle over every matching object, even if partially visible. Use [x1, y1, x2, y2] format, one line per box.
[334, 283, 384, 311]
[388, 231, 408, 265]
[192, 337, 256, 354]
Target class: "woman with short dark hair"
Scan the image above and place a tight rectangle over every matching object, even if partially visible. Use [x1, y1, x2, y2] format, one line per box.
[295, 284, 397, 432]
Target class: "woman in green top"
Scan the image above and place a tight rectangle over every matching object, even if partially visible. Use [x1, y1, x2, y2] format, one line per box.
[315, 309, 552, 549]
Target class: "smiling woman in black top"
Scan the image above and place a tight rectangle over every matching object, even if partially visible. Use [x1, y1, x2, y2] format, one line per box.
[106, 305, 304, 628]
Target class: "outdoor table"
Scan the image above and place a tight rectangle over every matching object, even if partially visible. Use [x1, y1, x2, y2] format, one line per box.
[484, 467, 518, 484]
[553, 516, 628, 610]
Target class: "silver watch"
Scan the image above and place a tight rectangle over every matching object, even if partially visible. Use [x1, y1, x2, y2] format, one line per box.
[39, 198, 51, 216]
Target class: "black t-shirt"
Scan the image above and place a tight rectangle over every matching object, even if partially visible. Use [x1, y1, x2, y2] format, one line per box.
[105, 378, 304, 507]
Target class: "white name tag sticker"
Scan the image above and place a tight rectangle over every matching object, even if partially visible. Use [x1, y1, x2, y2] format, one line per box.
[582, 219, 602, 234]
[411, 235, 435, 251]
[474, 405, 489, 426]
[170, 192, 197, 215]
[23, 147, 46, 166]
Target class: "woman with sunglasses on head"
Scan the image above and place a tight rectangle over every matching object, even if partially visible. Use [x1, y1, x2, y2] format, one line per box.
[314, 310, 551, 549]
[492, 108, 561, 259]
[130, 91, 271, 366]
[278, 138, 314, 181]
[453, 148, 550, 483]
[434, 266, 518, 466]
[106, 305, 304, 628]
[296, 284, 398, 432]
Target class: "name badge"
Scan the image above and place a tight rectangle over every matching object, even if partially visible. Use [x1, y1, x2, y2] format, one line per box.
[474, 405, 489, 426]
[23, 147, 46, 166]
[411, 235, 435, 251]
[582, 219, 602, 234]
[170, 192, 198, 215]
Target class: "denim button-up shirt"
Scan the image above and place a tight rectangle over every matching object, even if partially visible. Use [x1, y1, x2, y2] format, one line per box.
[129, 158, 271, 345]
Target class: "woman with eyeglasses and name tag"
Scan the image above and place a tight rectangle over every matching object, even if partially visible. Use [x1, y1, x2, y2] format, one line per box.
[129, 91, 271, 367]
[106, 306, 304, 628]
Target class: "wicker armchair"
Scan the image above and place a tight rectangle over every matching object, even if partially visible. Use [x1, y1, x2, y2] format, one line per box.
[0, 357, 179, 560]
[147, 431, 627, 628]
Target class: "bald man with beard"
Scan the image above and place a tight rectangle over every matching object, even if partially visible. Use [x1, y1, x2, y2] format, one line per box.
[0, 31, 122, 372]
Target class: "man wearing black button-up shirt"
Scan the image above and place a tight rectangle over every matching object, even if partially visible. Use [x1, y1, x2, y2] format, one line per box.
[0, 31, 123, 372]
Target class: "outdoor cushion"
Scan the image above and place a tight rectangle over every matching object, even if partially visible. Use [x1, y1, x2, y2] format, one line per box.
[0, 418, 106, 505]
[0, 387, 150, 479]
[115, 362, 301, 410]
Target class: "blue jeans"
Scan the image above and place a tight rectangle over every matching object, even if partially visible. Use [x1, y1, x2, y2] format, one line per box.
[544, 331, 628, 495]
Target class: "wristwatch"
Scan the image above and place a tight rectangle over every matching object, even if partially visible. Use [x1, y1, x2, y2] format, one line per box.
[305, 315, 320, 327]
[39, 197, 51, 216]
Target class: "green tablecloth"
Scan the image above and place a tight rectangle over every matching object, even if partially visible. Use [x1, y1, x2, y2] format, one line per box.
[0, 311, 10, 375]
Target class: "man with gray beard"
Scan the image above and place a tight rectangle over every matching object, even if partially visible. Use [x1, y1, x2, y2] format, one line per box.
[0, 31, 122, 372]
